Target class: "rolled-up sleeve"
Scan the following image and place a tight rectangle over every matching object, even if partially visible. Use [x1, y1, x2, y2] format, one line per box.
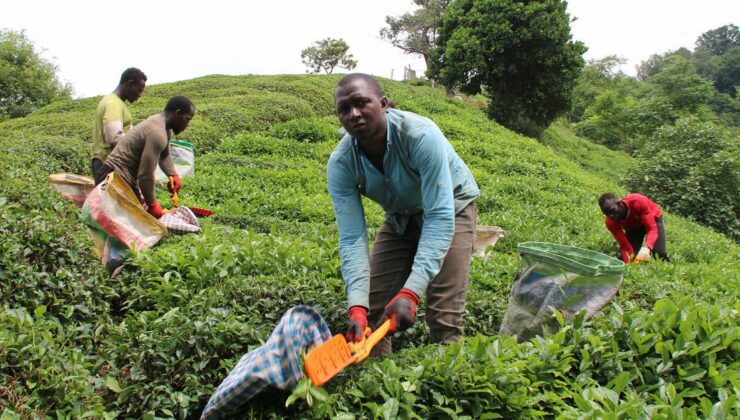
[404, 126, 456, 297]
[327, 157, 370, 309]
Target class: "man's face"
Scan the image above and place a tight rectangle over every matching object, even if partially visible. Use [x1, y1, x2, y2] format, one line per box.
[125, 79, 146, 103]
[335, 78, 388, 142]
[172, 106, 195, 135]
[602, 198, 626, 220]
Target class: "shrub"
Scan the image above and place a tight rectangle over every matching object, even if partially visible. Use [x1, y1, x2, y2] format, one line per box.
[625, 117, 739, 240]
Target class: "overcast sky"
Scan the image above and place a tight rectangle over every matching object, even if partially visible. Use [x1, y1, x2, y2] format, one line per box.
[1, 0, 737, 98]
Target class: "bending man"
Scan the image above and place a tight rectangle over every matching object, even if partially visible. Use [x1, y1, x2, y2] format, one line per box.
[91, 67, 147, 183]
[327, 74, 479, 354]
[599, 192, 670, 263]
[98, 96, 195, 218]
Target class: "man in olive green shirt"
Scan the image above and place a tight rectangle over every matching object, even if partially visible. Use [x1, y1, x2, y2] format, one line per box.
[91, 67, 147, 180]
[98, 96, 195, 218]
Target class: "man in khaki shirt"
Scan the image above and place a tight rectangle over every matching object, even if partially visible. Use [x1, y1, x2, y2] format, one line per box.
[98, 96, 195, 218]
[91, 68, 147, 179]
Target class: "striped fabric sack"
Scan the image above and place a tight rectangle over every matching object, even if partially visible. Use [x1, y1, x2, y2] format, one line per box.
[155, 140, 195, 184]
[160, 206, 202, 234]
[201, 305, 332, 419]
[48, 173, 95, 207]
[82, 172, 166, 274]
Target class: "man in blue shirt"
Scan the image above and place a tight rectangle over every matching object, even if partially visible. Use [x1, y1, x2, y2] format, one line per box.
[327, 73, 479, 354]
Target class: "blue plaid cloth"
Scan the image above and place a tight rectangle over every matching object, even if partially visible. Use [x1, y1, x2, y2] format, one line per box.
[201, 305, 332, 419]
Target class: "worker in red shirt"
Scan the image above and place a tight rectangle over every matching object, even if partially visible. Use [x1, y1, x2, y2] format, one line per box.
[598, 192, 670, 263]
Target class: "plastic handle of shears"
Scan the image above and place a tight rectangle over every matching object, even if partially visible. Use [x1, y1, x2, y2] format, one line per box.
[169, 176, 179, 208]
[366, 319, 391, 349]
[350, 319, 391, 364]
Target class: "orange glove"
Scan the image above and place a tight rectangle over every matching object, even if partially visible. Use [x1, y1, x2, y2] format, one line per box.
[168, 175, 181, 194]
[346, 306, 370, 343]
[147, 201, 164, 218]
[380, 289, 420, 334]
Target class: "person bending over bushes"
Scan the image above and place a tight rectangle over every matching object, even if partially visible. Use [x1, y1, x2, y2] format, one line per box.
[95, 95, 195, 218]
[327, 73, 480, 354]
[599, 192, 671, 263]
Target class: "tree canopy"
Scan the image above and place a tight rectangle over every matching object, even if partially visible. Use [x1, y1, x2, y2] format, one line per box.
[693, 24, 740, 97]
[430, 0, 586, 136]
[695, 23, 740, 56]
[300, 38, 357, 75]
[0, 29, 71, 120]
[380, 0, 451, 73]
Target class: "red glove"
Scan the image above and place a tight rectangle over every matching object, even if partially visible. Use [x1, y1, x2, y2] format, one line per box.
[346, 306, 370, 342]
[147, 201, 164, 218]
[380, 289, 420, 334]
[168, 175, 182, 194]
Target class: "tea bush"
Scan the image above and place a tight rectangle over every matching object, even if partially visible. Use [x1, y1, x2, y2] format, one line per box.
[0, 74, 736, 417]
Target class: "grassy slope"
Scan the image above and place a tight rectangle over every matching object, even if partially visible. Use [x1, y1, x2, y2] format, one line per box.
[540, 120, 636, 182]
[0, 75, 737, 418]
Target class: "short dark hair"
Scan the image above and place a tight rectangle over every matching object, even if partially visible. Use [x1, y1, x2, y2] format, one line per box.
[598, 192, 617, 211]
[336, 73, 383, 97]
[119, 67, 147, 85]
[164, 95, 194, 114]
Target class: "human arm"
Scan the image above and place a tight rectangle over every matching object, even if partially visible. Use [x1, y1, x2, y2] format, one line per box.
[606, 218, 634, 263]
[102, 102, 127, 146]
[327, 156, 371, 309]
[402, 125, 456, 297]
[137, 127, 169, 205]
[103, 121, 125, 146]
[157, 142, 179, 192]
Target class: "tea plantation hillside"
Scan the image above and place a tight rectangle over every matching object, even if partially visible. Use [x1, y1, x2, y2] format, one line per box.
[0, 75, 737, 418]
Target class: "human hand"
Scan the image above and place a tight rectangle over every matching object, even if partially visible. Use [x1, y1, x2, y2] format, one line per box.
[635, 246, 651, 262]
[346, 306, 370, 342]
[147, 201, 164, 218]
[379, 289, 420, 334]
[168, 175, 182, 194]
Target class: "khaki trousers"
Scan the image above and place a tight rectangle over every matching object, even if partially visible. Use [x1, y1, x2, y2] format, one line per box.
[368, 203, 476, 355]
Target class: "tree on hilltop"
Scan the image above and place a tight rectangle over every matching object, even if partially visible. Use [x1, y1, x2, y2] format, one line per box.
[695, 24, 740, 56]
[0, 29, 72, 120]
[693, 24, 740, 97]
[300, 38, 357, 74]
[380, 0, 451, 75]
[430, 0, 586, 137]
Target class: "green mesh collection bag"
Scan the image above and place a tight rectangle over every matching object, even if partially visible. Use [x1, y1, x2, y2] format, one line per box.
[500, 242, 625, 341]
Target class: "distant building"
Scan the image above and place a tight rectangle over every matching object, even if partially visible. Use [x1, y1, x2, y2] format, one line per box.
[403, 66, 417, 81]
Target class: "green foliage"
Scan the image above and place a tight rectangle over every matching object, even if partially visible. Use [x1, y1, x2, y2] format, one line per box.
[431, 0, 586, 136]
[695, 24, 740, 56]
[0, 74, 737, 417]
[300, 38, 357, 75]
[380, 0, 451, 72]
[540, 120, 636, 181]
[695, 44, 740, 98]
[651, 55, 715, 115]
[625, 117, 739, 240]
[0, 29, 72, 120]
[569, 55, 632, 123]
[294, 298, 738, 418]
[636, 47, 692, 81]
[267, 116, 342, 143]
[575, 54, 717, 154]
